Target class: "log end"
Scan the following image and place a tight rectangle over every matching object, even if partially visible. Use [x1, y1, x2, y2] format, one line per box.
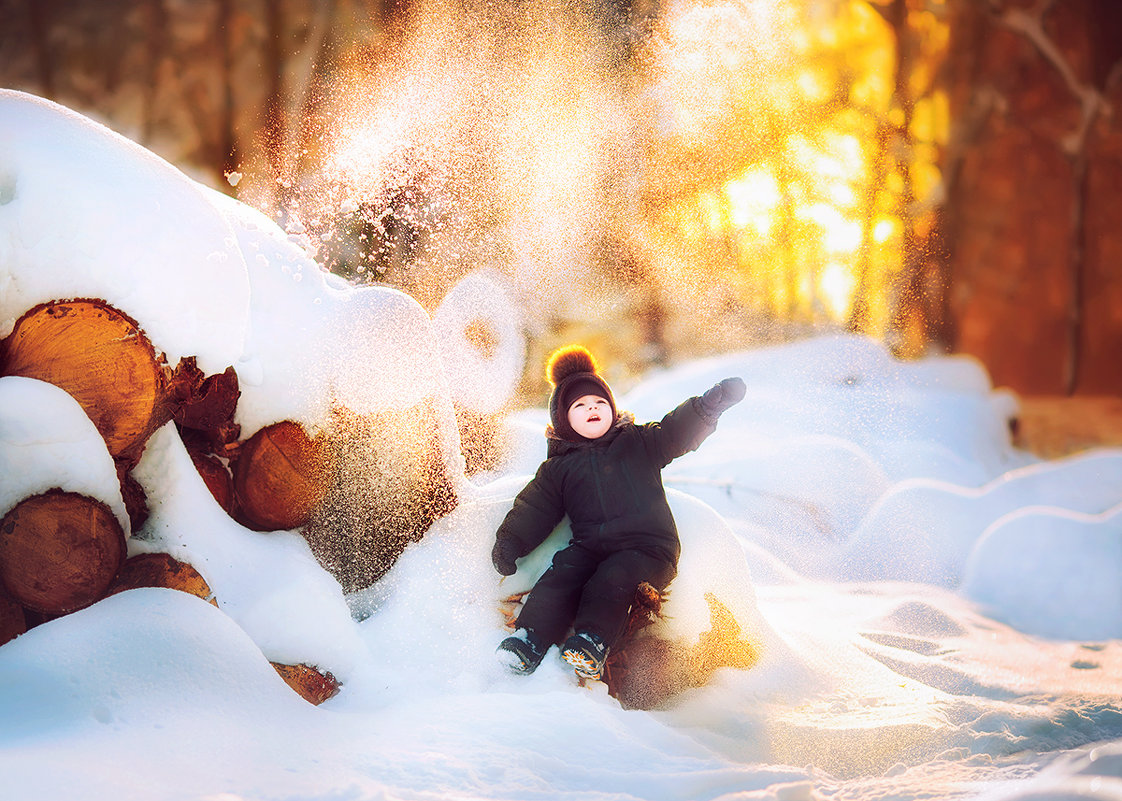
[1, 299, 167, 460]
[233, 421, 329, 531]
[271, 662, 341, 705]
[106, 552, 217, 606]
[0, 594, 27, 648]
[0, 490, 126, 615]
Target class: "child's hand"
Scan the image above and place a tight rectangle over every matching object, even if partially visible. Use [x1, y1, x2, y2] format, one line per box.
[718, 377, 746, 404]
[491, 540, 518, 576]
[698, 377, 746, 419]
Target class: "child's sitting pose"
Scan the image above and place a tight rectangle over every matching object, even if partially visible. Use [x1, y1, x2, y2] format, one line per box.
[491, 344, 745, 678]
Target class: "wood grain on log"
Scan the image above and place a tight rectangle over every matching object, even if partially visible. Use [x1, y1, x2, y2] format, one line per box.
[233, 421, 330, 531]
[0, 489, 126, 614]
[106, 552, 217, 605]
[271, 662, 341, 705]
[0, 593, 26, 647]
[0, 299, 171, 460]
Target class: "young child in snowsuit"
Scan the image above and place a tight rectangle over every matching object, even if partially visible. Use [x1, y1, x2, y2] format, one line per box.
[492, 344, 745, 679]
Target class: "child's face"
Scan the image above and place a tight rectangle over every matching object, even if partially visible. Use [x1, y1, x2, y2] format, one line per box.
[567, 394, 613, 440]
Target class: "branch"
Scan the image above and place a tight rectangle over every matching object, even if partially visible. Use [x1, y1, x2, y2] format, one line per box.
[1000, 7, 1104, 155]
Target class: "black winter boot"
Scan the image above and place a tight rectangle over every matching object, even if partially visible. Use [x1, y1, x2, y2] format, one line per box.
[561, 630, 609, 679]
[497, 629, 547, 675]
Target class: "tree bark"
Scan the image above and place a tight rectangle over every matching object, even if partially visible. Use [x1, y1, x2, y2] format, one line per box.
[0, 593, 27, 648]
[942, 0, 1122, 393]
[190, 451, 237, 516]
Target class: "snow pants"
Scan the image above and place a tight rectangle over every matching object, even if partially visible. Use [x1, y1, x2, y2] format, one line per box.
[516, 543, 677, 650]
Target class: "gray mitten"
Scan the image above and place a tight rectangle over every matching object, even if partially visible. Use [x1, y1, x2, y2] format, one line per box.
[491, 540, 518, 576]
[697, 377, 746, 421]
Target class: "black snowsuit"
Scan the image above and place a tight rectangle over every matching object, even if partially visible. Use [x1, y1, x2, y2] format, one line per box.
[493, 396, 720, 649]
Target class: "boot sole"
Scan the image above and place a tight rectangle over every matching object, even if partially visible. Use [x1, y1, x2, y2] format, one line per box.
[561, 646, 602, 679]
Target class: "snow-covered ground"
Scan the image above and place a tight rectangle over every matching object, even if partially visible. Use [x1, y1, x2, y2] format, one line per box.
[1, 89, 1121, 801]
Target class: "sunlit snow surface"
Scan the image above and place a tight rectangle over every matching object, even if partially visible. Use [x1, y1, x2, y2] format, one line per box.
[1, 90, 1121, 801]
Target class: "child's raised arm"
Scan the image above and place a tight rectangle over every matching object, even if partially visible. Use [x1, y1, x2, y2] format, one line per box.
[641, 377, 746, 467]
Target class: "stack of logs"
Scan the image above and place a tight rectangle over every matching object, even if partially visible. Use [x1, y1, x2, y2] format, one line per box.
[0, 297, 458, 704]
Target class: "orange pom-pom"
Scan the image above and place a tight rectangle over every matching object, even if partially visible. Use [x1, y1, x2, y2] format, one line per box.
[546, 345, 598, 386]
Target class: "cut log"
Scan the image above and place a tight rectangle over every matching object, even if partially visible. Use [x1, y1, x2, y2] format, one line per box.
[105, 552, 217, 605]
[271, 662, 341, 705]
[233, 421, 331, 531]
[0, 489, 126, 614]
[0, 299, 170, 460]
[190, 452, 236, 516]
[608, 592, 760, 711]
[0, 593, 26, 647]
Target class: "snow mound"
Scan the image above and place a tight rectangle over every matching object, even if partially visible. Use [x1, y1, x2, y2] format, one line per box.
[0, 376, 128, 533]
[0, 90, 249, 374]
[203, 187, 463, 453]
[432, 269, 526, 415]
[963, 502, 1122, 640]
[132, 423, 367, 679]
[0, 589, 310, 732]
[844, 450, 1122, 587]
[627, 334, 1028, 484]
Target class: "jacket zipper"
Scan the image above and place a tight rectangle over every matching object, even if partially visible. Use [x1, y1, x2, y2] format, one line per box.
[591, 449, 609, 535]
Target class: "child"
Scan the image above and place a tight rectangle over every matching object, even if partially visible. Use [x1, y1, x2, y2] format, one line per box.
[492, 344, 745, 679]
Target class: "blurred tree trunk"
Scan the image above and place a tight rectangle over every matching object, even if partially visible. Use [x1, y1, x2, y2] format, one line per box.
[941, 0, 1122, 394]
[218, 0, 240, 184]
[23, 0, 55, 97]
[141, 0, 168, 143]
[860, 0, 948, 357]
[262, 0, 287, 198]
[847, 121, 889, 336]
[0, 0, 368, 195]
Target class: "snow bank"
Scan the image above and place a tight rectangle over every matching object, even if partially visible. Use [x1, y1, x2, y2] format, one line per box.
[0, 376, 128, 533]
[844, 451, 1122, 587]
[0, 90, 249, 374]
[131, 423, 366, 679]
[628, 339, 1122, 642]
[963, 502, 1122, 640]
[626, 335, 1025, 484]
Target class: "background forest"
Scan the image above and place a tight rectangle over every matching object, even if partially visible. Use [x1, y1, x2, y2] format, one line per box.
[2, 0, 1121, 401]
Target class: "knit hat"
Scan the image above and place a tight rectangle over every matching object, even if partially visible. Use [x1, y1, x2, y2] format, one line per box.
[546, 345, 617, 441]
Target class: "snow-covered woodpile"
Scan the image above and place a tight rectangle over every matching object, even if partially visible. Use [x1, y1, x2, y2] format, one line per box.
[0, 90, 519, 704]
[0, 298, 357, 703]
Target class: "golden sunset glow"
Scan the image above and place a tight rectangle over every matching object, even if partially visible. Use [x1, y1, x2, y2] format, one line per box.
[297, 0, 949, 371]
[646, 0, 948, 344]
